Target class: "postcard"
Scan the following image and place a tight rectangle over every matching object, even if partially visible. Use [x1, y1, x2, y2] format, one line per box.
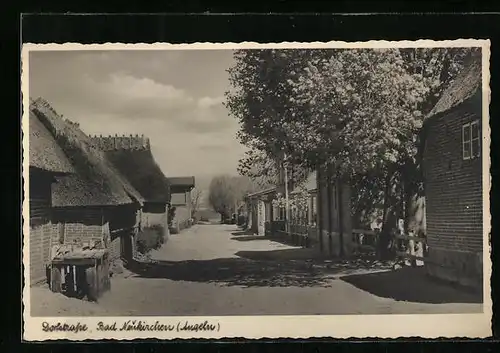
[21, 39, 491, 340]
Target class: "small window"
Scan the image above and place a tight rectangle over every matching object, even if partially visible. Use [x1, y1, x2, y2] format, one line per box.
[463, 120, 481, 160]
[471, 120, 481, 158]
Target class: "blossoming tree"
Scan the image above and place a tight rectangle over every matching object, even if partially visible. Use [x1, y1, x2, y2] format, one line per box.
[226, 47, 475, 241]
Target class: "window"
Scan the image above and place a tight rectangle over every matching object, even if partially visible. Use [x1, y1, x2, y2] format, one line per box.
[279, 207, 286, 220]
[310, 195, 317, 226]
[462, 120, 481, 160]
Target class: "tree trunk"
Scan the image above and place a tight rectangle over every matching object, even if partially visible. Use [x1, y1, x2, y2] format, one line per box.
[379, 169, 393, 260]
[402, 162, 417, 266]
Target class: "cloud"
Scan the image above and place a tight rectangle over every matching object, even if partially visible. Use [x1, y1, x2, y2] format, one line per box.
[197, 96, 224, 108]
[28, 50, 244, 178]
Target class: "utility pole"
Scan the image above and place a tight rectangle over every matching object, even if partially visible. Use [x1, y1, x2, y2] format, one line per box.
[284, 153, 290, 238]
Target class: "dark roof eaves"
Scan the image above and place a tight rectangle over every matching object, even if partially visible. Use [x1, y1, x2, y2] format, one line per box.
[423, 89, 480, 127]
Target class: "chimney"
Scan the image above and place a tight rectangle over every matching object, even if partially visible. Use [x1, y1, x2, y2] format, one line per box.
[134, 134, 139, 149]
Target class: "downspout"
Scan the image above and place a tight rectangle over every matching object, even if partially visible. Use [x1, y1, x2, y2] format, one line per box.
[327, 170, 333, 255]
[338, 177, 345, 257]
[316, 164, 323, 253]
[284, 153, 290, 238]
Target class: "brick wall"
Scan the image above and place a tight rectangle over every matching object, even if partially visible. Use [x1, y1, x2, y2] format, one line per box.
[52, 207, 109, 246]
[29, 222, 57, 285]
[29, 170, 58, 285]
[423, 99, 483, 289]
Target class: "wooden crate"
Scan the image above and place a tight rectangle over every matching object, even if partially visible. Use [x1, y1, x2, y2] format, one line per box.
[50, 250, 111, 301]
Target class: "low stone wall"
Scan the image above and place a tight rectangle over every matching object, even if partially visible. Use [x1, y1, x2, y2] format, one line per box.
[425, 247, 483, 290]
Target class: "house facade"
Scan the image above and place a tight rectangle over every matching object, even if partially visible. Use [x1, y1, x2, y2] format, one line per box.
[30, 99, 144, 267]
[423, 53, 483, 290]
[316, 165, 353, 257]
[28, 108, 75, 285]
[272, 162, 352, 255]
[168, 176, 196, 233]
[90, 134, 171, 247]
[245, 187, 277, 236]
[277, 171, 319, 247]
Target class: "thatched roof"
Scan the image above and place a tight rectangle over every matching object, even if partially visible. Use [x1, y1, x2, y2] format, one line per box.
[30, 98, 144, 207]
[28, 110, 75, 174]
[427, 50, 482, 119]
[103, 148, 170, 203]
[169, 176, 195, 192]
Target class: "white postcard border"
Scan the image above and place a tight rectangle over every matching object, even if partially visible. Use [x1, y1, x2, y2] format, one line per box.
[21, 39, 492, 341]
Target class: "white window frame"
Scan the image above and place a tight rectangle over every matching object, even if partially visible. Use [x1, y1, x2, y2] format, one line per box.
[470, 120, 481, 159]
[462, 120, 481, 160]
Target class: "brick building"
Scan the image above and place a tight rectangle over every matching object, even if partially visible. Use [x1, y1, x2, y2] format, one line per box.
[422, 51, 483, 290]
[27, 107, 75, 285]
[90, 134, 171, 246]
[30, 98, 144, 267]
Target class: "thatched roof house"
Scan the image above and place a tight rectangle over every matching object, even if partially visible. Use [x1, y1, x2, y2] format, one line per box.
[28, 109, 75, 175]
[30, 98, 144, 208]
[90, 135, 170, 204]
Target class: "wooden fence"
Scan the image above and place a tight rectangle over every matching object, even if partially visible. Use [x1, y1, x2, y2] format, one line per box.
[265, 221, 428, 266]
[393, 232, 428, 266]
[352, 228, 427, 266]
[267, 220, 315, 247]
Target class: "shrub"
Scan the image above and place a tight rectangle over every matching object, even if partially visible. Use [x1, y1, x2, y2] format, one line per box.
[136, 225, 165, 254]
[168, 207, 177, 228]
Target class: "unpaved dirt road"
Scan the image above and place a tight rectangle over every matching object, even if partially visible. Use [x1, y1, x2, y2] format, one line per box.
[30, 224, 483, 316]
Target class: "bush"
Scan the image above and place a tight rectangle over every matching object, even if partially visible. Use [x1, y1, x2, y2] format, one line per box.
[168, 207, 177, 228]
[136, 225, 165, 254]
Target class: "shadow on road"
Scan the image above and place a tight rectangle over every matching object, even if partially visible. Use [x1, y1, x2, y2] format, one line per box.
[127, 247, 397, 288]
[341, 266, 482, 304]
[126, 247, 482, 304]
[236, 248, 321, 261]
[230, 236, 269, 242]
[230, 230, 254, 236]
[127, 256, 334, 288]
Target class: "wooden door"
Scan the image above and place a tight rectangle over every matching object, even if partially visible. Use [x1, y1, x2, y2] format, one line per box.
[121, 232, 133, 261]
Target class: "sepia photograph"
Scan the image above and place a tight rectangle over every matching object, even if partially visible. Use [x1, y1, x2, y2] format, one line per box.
[22, 40, 491, 340]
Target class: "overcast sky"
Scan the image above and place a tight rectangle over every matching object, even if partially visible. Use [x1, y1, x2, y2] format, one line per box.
[29, 50, 247, 180]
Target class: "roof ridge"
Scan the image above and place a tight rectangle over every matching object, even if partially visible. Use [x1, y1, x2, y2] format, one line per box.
[30, 98, 139, 207]
[426, 50, 482, 119]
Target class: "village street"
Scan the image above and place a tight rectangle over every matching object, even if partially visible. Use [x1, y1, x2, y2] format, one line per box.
[30, 224, 483, 317]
